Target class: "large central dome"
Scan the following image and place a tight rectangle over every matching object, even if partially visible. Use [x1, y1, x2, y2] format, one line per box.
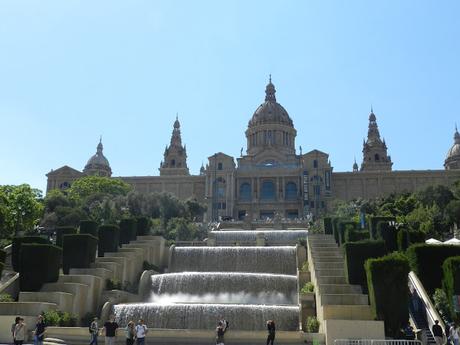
[248, 78, 293, 128]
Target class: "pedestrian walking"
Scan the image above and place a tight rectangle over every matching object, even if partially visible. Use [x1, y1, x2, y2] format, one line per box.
[266, 320, 276, 345]
[432, 320, 444, 345]
[11, 316, 20, 344]
[102, 315, 119, 345]
[125, 321, 136, 345]
[13, 317, 26, 345]
[135, 319, 148, 345]
[89, 317, 99, 345]
[216, 320, 227, 345]
[452, 324, 460, 345]
[34, 315, 46, 345]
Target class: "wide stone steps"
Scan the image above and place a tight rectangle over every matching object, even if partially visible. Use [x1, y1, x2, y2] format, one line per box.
[316, 276, 347, 284]
[322, 304, 374, 320]
[314, 262, 344, 270]
[321, 293, 369, 305]
[319, 284, 362, 294]
[315, 269, 345, 277]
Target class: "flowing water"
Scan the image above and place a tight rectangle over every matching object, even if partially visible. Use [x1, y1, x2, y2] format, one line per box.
[211, 230, 308, 245]
[170, 246, 297, 275]
[114, 233, 302, 331]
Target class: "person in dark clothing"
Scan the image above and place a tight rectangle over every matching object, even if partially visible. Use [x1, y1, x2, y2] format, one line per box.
[266, 320, 276, 345]
[34, 315, 46, 345]
[216, 321, 226, 345]
[433, 320, 444, 345]
[103, 315, 119, 345]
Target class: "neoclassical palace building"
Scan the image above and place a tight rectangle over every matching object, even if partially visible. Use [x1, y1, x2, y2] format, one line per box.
[47, 79, 460, 221]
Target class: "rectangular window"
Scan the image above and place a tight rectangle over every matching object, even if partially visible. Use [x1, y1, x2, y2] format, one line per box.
[313, 160, 318, 168]
[310, 201, 315, 208]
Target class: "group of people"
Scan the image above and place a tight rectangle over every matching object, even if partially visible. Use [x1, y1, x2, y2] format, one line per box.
[89, 315, 148, 345]
[11, 315, 45, 345]
[434, 320, 460, 345]
[215, 318, 276, 345]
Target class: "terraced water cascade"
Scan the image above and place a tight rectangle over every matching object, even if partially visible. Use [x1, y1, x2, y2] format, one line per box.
[210, 229, 308, 246]
[114, 233, 302, 331]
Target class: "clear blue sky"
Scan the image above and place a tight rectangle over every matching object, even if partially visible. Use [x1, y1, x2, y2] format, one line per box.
[1, 0, 459, 193]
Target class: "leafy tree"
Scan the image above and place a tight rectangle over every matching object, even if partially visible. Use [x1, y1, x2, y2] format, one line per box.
[446, 200, 460, 227]
[0, 184, 44, 237]
[185, 198, 206, 220]
[68, 176, 131, 203]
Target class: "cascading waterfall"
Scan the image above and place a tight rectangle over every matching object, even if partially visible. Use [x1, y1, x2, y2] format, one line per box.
[170, 246, 297, 275]
[211, 230, 308, 245]
[149, 272, 298, 304]
[114, 233, 303, 331]
[114, 303, 299, 331]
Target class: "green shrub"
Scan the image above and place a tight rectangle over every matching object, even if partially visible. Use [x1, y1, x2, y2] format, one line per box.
[63, 234, 98, 274]
[442, 256, 460, 317]
[376, 221, 398, 252]
[136, 217, 150, 236]
[407, 244, 460, 295]
[42, 309, 77, 327]
[12, 236, 49, 271]
[142, 261, 162, 273]
[299, 261, 309, 273]
[370, 216, 395, 239]
[365, 252, 410, 337]
[55, 226, 77, 247]
[106, 278, 122, 290]
[301, 282, 315, 293]
[343, 240, 386, 290]
[98, 225, 120, 257]
[79, 220, 99, 237]
[19, 243, 62, 291]
[332, 218, 342, 244]
[323, 217, 333, 235]
[305, 316, 320, 333]
[0, 262, 3, 278]
[344, 229, 370, 243]
[433, 288, 452, 324]
[119, 218, 136, 245]
[0, 249, 6, 263]
[337, 221, 358, 245]
[0, 293, 14, 302]
[397, 229, 426, 252]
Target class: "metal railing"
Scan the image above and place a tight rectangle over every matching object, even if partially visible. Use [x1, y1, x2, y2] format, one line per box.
[335, 339, 422, 345]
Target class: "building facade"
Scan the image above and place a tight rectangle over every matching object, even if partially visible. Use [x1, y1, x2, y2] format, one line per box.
[47, 79, 460, 220]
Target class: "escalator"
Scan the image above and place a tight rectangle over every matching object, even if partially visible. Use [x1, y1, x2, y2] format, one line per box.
[408, 272, 445, 345]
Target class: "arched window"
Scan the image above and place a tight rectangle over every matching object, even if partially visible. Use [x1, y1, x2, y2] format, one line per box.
[239, 183, 251, 201]
[285, 182, 297, 200]
[218, 162, 223, 170]
[171, 159, 176, 167]
[375, 154, 380, 161]
[261, 181, 275, 200]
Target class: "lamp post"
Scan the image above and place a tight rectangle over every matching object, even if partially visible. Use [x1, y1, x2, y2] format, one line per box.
[212, 153, 218, 222]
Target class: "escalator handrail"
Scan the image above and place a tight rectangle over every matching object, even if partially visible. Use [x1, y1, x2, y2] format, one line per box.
[408, 271, 445, 333]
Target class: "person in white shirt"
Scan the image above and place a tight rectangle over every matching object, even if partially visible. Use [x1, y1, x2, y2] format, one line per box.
[135, 319, 148, 345]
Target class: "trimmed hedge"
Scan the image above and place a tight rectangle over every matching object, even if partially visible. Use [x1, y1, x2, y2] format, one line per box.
[19, 243, 62, 291]
[370, 216, 395, 239]
[0, 262, 4, 278]
[0, 249, 6, 263]
[343, 240, 386, 289]
[337, 221, 358, 245]
[407, 244, 460, 295]
[119, 218, 136, 245]
[63, 234, 98, 274]
[98, 225, 120, 257]
[55, 226, 77, 248]
[397, 229, 426, 252]
[376, 221, 398, 252]
[12, 236, 49, 272]
[442, 256, 460, 317]
[79, 220, 99, 237]
[136, 217, 150, 236]
[323, 217, 333, 235]
[365, 252, 410, 337]
[344, 229, 370, 243]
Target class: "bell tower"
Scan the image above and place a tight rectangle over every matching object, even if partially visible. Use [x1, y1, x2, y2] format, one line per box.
[159, 116, 189, 176]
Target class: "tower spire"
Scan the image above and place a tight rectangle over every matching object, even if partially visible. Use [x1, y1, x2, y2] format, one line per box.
[160, 115, 189, 176]
[265, 75, 276, 102]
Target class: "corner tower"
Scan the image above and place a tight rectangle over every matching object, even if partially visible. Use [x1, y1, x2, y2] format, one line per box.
[160, 116, 189, 176]
[445, 126, 460, 170]
[361, 108, 393, 171]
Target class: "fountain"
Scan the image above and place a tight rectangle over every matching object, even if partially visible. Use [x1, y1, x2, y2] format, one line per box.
[210, 229, 308, 245]
[114, 236, 300, 331]
[170, 246, 297, 274]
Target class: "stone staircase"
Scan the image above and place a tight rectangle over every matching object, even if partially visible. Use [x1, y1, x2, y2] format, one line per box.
[307, 234, 384, 344]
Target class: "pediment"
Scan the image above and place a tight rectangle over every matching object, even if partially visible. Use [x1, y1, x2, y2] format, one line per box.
[47, 165, 83, 177]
